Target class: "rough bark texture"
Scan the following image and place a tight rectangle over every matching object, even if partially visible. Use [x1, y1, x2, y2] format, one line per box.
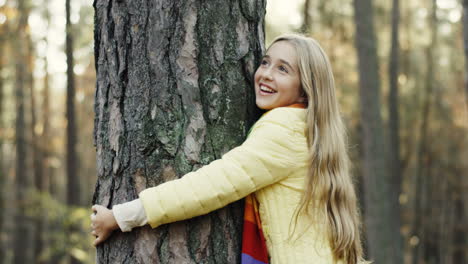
[13, 0, 31, 263]
[92, 0, 265, 263]
[353, 0, 402, 262]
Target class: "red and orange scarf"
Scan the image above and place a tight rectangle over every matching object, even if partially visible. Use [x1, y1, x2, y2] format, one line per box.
[241, 103, 306, 264]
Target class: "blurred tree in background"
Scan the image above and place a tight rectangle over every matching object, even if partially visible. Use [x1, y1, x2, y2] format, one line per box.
[0, 0, 466, 263]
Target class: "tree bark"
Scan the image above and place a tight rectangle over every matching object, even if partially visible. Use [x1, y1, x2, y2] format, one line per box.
[92, 0, 265, 263]
[13, 0, 31, 263]
[353, 0, 402, 262]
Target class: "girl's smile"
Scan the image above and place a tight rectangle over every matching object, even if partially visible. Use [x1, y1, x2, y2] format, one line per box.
[254, 41, 303, 110]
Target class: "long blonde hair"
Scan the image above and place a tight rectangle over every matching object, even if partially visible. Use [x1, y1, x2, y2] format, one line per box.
[270, 34, 365, 264]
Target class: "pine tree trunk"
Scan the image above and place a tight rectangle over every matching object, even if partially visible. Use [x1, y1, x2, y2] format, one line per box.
[464, 0, 468, 108]
[388, 0, 401, 207]
[453, 194, 466, 263]
[412, 1, 437, 263]
[387, 0, 403, 261]
[66, 0, 80, 263]
[92, 0, 265, 263]
[353, 0, 402, 262]
[27, 27, 45, 264]
[66, 0, 79, 207]
[39, 6, 52, 262]
[0, 28, 5, 264]
[13, 0, 31, 263]
[300, 0, 312, 33]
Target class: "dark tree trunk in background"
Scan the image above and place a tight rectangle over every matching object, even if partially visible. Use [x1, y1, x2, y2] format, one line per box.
[457, 3, 468, 262]
[464, 0, 468, 108]
[413, 1, 437, 263]
[353, 0, 402, 263]
[27, 27, 45, 264]
[388, 0, 401, 203]
[92, 0, 265, 263]
[42, 54, 51, 197]
[0, 26, 5, 264]
[301, 0, 312, 33]
[66, 0, 80, 263]
[39, 5, 52, 263]
[13, 0, 31, 263]
[66, 0, 79, 207]
[387, 0, 403, 260]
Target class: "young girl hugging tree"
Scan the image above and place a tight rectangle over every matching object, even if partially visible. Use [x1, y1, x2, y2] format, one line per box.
[91, 33, 368, 264]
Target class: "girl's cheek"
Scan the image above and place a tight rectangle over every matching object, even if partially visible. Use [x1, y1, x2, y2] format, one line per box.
[255, 67, 261, 79]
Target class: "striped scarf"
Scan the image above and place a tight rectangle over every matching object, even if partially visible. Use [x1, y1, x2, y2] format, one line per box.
[241, 103, 306, 264]
[241, 194, 269, 264]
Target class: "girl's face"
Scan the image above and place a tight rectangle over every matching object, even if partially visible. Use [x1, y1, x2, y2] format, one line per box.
[254, 41, 303, 110]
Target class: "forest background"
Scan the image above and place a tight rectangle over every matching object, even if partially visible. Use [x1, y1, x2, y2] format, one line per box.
[0, 0, 467, 263]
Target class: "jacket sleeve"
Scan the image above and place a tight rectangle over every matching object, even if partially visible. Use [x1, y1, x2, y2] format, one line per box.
[139, 109, 303, 228]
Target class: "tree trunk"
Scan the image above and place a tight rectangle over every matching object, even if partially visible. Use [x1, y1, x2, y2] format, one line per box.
[13, 0, 31, 263]
[39, 4, 52, 262]
[452, 193, 466, 263]
[301, 0, 312, 34]
[353, 0, 402, 262]
[92, 0, 265, 263]
[66, 0, 79, 207]
[66, 0, 80, 263]
[27, 24, 45, 264]
[464, 0, 468, 108]
[387, 0, 403, 260]
[412, 1, 437, 263]
[0, 25, 4, 264]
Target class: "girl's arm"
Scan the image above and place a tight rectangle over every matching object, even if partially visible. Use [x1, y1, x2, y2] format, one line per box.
[139, 108, 303, 228]
[92, 108, 304, 244]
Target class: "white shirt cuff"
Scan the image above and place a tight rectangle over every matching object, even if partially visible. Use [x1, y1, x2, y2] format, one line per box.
[112, 198, 148, 232]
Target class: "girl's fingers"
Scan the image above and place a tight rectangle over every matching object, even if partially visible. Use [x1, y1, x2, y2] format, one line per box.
[92, 204, 102, 214]
[94, 233, 110, 247]
[93, 237, 101, 247]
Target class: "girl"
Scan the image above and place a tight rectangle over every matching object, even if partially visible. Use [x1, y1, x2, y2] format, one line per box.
[91, 34, 366, 264]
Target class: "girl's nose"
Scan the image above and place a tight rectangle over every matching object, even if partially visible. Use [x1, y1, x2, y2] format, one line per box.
[262, 67, 273, 81]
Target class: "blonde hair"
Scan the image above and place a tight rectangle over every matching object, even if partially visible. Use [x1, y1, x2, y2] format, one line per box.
[270, 34, 366, 264]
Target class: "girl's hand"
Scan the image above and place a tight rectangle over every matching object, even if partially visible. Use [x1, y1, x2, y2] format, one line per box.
[91, 204, 119, 246]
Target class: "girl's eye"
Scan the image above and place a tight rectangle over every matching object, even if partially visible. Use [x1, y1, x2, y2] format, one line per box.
[261, 59, 268, 65]
[279, 65, 288, 73]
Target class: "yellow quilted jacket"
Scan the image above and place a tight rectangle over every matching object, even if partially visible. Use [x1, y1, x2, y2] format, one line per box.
[139, 107, 338, 263]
